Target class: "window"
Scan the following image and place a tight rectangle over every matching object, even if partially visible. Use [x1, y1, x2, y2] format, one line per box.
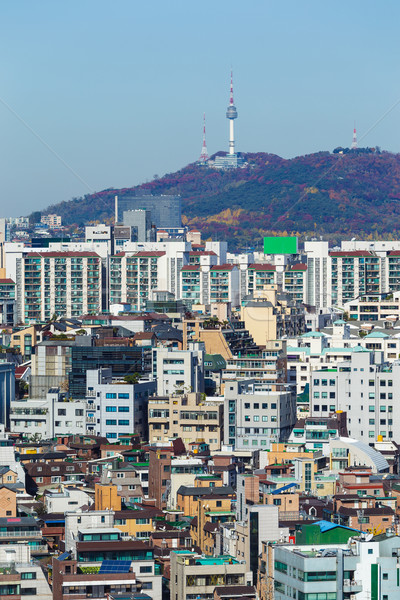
[368, 548, 373, 554]
[244, 403, 250, 409]
[262, 403, 268, 409]
[262, 416, 268, 422]
[118, 393, 130, 399]
[140, 566, 152, 573]
[106, 406, 117, 412]
[118, 420, 130, 426]
[106, 419, 117, 425]
[58, 409, 66, 416]
[107, 432, 117, 438]
[21, 573, 36, 580]
[118, 406, 129, 412]
[254, 416, 259, 422]
[314, 405, 320, 412]
[273, 498, 281, 506]
[106, 393, 117, 399]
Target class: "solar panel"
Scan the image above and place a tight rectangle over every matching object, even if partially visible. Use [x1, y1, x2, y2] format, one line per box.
[99, 560, 132, 574]
[57, 552, 71, 561]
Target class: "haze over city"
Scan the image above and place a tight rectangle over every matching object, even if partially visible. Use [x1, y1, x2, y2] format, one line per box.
[1, 0, 400, 216]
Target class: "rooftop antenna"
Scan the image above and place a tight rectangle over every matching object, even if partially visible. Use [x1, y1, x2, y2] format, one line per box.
[351, 122, 358, 150]
[199, 113, 209, 162]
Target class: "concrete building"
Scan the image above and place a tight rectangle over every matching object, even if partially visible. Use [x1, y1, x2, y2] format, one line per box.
[117, 193, 182, 229]
[86, 369, 156, 441]
[0, 278, 16, 325]
[344, 291, 400, 321]
[152, 347, 204, 396]
[310, 349, 400, 445]
[115, 240, 191, 300]
[304, 240, 332, 311]
[0, 362, 15, 427]
[224, 379, 296, 450]
[16, 251, 102, 323]
[241, 286, 306, 344]
[45, 486, 93, 513]
[170, 551, 252, 600]
[148, 392, 223, 450]
[273, 533, 400, 600]
[123, 209, 155, 242]
[0, 543, 52, 598]
[85, 223, 112, 253]
[10, 390, 86, 440]
[41, 214, 62, 227]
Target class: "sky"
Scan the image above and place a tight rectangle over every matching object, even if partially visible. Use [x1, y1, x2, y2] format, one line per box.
[1, 1, 400, 216]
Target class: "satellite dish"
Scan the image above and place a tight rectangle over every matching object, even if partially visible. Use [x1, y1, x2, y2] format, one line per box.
[365, 533, 373, 541]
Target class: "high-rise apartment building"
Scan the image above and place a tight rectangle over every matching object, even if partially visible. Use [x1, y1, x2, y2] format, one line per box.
[109, 251, 166, 310]
[16, 251, 102, 323]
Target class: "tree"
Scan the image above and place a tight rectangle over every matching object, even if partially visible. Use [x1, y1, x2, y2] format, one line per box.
[124, 373, 141, 385]
[29, 211, 41, 226]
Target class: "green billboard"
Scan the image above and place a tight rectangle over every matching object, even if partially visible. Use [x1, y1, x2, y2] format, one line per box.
[264, 236, 298, 255]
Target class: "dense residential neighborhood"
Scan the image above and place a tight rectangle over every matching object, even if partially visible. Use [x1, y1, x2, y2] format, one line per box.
[2, 211, 400, 599]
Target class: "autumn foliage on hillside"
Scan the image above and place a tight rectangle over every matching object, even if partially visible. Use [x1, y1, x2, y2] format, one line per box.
[43, 150, 400, 250]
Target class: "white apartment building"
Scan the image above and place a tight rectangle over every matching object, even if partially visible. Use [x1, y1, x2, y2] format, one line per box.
[85, 369, 156, 441]
[152, 346, 204, 396]
[287, 321, 400, 396]
[224, 379, 296, 450]
[41, 214, 62, 227]
[310, 349, 400, 445]
[10, 390, 86, 440]
[123, 240, 191, 297]
[109, 250, 168, 311]
[303, 241, 332, 311]
[16, 251, 102, 323]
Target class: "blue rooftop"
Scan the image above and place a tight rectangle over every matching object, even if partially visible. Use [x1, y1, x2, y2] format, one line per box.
[313, 520, 360, 533]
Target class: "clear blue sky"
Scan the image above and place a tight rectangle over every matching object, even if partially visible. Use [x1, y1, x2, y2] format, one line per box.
[1, 0, 400, 216]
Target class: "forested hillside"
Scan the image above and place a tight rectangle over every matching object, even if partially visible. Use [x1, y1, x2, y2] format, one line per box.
[42, 150, 400, 250]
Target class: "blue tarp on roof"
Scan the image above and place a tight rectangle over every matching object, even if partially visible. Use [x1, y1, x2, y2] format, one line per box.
[313, 520, 359, 533]
[271, 483, 298, 494]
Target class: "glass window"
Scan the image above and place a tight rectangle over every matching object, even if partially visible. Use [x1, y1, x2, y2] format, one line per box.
[106, 406, 117, 412]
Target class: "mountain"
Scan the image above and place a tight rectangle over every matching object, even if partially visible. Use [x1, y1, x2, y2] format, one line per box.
[42, 150, 400, 250]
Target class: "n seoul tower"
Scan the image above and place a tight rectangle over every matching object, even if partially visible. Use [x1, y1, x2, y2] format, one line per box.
[226, 71, 238, 155]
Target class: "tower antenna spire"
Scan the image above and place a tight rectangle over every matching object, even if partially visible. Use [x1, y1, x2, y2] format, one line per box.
[230, 70, 234, 105]
[351, 121, 358, 150]
[199, 113, 209, 162]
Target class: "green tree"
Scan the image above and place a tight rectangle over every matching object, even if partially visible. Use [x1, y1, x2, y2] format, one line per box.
[124, 373, 141, 385]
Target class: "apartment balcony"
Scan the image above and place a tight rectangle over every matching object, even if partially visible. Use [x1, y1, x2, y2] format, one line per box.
[0, 530, 42, 539]
[343, 579, 362, 593]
